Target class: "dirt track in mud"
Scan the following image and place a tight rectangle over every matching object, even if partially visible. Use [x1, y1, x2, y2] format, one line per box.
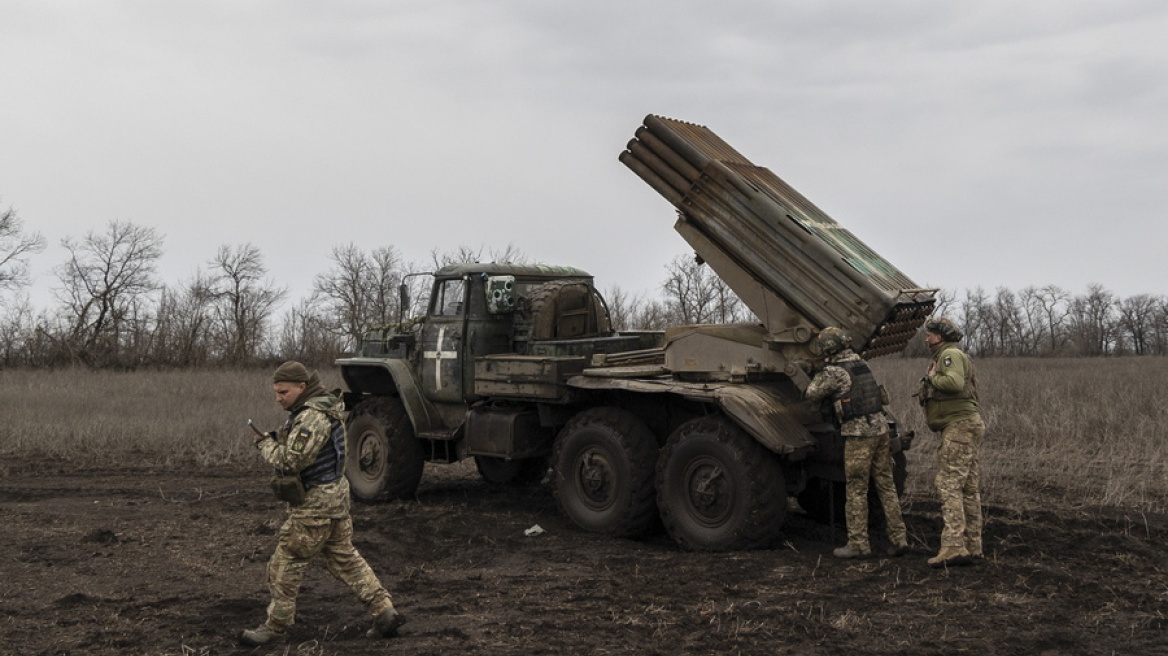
[2, 459, 1165, 656]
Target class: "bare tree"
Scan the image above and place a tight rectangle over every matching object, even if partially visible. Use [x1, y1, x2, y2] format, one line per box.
[1016, 287, 1045, 355]
[1017, 285, 1066, 355]
[1154, 298, 1168, 356]
[931, 288, 956, 319]
[958, 287, 991, 356]
[710, 275, 749, 324]
[208, 244, 286, 364]
[1067, 284, 1117, 356]
[0, 207, 47, 294]
[1116, 293, 1159, 355]
[1033, 285, 1070, 355]
[662, 254, 725, 324]
[603, 285, 639, 332]
[0, 296, 34, 366]
[630, 299, 673, 331]
[991, 287, 1024, 356]
[430, 244, 484, 268]
[314, 244, 373, 351]
[486, 242, 529, 265]
[152, 272, 217, 366]
[367, 246, 404, 325]
[53, 220, 163, 366]
[277, 297, 342, 365]
[313, 244, 406, 351]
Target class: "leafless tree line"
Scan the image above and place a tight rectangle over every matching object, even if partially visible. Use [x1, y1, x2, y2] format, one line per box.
[0, 213, 1162, 368]
[0, 216, 563, 368]
[909, 284, 1168, 357]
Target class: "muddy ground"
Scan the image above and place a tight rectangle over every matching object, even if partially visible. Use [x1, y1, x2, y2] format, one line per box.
[2, 459, 1165, 656]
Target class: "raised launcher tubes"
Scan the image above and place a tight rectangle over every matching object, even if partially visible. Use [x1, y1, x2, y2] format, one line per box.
[619, 114, 936, 372]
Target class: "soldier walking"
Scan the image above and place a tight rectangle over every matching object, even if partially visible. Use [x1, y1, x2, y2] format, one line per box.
[805, 327, 908, 559]
[240, 361, 405, 646]
[918, 318, 985, 567]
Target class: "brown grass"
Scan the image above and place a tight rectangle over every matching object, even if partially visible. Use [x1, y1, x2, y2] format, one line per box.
[0, 366, 344, 470]
[2, 359, 1164, 512]
[873, 356, 1168, 513]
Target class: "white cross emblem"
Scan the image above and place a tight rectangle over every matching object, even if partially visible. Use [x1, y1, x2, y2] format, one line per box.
[423, 326, 458, 390]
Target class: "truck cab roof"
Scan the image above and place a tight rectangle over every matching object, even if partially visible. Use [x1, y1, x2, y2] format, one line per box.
[433, 262, 594, 281]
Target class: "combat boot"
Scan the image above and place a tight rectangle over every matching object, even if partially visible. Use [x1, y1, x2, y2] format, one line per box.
[239, 624, 284, 647]
[832, 543, 870, 559]
[965, 537, 984, 559]
[927, 545, 971, 568]
[366, 607, 407, 638]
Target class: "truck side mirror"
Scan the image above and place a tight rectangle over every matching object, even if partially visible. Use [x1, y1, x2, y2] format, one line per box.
[398, 283, 410, 322]
[486, 275, 516, 315]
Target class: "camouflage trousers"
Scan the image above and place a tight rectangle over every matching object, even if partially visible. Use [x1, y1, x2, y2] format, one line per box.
[934, 416, 985, 552]
[264, 516, 393, 631]
[843, 432, 907, 552]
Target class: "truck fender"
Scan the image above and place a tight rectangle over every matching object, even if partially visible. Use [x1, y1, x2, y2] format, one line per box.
[382, 359, 443, 435]
[341, 358, 442, 435]
[713, 384, 817, 455]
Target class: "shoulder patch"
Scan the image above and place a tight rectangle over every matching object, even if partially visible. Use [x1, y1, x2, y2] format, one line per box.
[943, 356, 953, 368]
[291, 428, 312, 453]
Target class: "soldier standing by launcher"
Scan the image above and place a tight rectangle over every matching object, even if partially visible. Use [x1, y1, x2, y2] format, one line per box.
[804, 327, 909, 559]
[918, 318, 985, 568]
[240, 361, 405, 646]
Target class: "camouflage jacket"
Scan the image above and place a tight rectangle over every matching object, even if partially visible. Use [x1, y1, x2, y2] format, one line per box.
[256, 394, 351, 520]
[920, 342, 980, 432]
[804, 350, 887, 437]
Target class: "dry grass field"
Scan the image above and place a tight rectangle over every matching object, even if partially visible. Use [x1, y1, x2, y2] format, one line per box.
[0, 367, 346, 470]
[1, 360, 1165, 656]
[4, 359, 1163, 512]
[871, 357, 1168, 513]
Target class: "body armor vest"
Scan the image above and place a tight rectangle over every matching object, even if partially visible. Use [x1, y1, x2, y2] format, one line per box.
[834, 360, 884, 420]
[291, 400, 347, 490]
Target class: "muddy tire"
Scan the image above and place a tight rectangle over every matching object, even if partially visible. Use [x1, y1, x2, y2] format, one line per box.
[552, 407, 659, 538]
[475, 455, 549, 486]
[657, 416, 786, 551]
[345, 398, 424, 501]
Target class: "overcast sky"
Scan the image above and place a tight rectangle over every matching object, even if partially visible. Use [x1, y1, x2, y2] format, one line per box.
[2, 1, 1166, 314]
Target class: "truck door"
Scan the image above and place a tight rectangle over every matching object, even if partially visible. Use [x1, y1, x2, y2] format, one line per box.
[420, 277, 466, 403]
[460, 275, 514, 402]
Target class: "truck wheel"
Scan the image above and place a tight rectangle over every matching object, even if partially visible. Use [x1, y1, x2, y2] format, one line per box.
[345, 398, 424, 501]
[552, 407, 658, 538]
[657, 416, 786, 551]
[475, 456, 549, 486]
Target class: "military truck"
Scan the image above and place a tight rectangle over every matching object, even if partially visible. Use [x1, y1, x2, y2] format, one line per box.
[336, 115, 936, 551]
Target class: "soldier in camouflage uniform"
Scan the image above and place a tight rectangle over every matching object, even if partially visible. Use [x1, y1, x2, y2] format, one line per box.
[918, 318, 985, 568]
[239, 361, 406, 646]
[804, 327, 908, 559]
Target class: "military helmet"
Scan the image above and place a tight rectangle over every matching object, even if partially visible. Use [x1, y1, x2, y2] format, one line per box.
[925, 317, 963, 342]
[816, 326, 852, 356]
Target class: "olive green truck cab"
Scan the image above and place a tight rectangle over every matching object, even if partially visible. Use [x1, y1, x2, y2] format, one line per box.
[337, 116, 936, 551]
